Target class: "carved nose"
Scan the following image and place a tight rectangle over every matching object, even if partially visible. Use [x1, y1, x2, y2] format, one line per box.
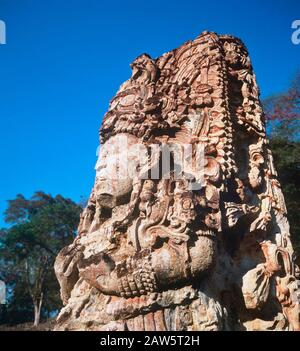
[98, 193, 116, 209]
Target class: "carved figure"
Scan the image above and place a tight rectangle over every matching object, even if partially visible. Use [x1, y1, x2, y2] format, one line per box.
[54, 32, 300, 331]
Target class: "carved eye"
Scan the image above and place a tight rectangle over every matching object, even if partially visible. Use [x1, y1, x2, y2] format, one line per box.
[120, 94, 136, 107]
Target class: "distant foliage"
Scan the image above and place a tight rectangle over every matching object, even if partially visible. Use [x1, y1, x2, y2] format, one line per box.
[0, 192, 82, 326]
[264, 71, 300, 140]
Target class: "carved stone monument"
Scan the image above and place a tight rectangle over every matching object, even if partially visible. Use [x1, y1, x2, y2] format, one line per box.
[54, 32, 300, 331]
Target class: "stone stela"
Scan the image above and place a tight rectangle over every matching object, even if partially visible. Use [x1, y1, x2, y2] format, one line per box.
[54, 31, 300, 331]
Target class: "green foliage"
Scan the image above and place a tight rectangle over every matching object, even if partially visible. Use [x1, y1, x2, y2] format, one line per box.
[4, 280, 33, 324]
[0, 192, 82, 325]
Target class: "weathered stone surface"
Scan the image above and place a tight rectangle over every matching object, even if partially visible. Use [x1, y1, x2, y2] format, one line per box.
[54, 31, 300, 331]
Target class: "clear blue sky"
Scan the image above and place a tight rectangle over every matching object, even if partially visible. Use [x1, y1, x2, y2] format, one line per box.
[0, 0, 299, 227]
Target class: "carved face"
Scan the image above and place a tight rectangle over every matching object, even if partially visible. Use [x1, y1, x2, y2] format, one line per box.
[95, 133, 142, 208]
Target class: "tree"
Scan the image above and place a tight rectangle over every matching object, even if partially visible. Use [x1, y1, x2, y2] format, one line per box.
[0, 192, 82, 326]
[263, 71, 300, 265]
[264, 71, 300, 140]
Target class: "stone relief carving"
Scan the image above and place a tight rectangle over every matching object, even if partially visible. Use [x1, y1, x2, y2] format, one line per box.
[54, 31, 300, 331]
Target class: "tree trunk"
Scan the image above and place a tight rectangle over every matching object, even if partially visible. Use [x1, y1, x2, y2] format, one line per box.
[33, 294, 43, 327]
[25, 259, 47, 327]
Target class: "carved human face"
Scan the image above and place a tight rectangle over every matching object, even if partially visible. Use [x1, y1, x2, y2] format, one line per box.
[95, 133, 142, 208]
